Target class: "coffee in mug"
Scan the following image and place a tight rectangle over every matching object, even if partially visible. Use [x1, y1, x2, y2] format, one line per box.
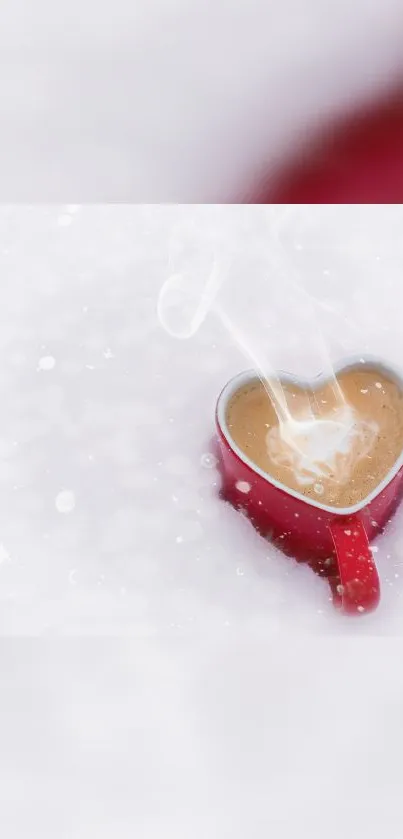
[226, 367, 403, 508]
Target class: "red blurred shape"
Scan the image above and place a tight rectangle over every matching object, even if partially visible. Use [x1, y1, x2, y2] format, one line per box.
[254, 90, 403, 203]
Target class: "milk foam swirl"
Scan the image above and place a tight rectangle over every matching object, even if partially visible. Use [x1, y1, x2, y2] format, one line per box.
[266, 406, 379, 487]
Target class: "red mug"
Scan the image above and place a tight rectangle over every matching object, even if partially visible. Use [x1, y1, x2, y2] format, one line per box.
[215, 356, 403, 615]
[251, 89, 403, 204]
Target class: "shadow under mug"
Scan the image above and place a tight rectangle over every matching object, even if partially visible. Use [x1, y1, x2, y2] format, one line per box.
[215, 356, 403, 614]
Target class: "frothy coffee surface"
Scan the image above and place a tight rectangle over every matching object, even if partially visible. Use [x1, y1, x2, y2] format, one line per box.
[226, 368, 403, 508]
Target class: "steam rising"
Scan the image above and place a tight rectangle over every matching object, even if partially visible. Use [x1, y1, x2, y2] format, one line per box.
[267, 408, 378, 488]
[157, 211, 365, 487]
[157, 257, 226, 341]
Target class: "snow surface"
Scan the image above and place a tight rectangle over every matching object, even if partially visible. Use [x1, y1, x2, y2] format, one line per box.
[1, 205, 403, 838]
[2, 0, 403, 199]
[2, 203, 403, 634]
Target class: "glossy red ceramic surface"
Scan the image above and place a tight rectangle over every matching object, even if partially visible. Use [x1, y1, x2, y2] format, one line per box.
[215, 360, 403, 614]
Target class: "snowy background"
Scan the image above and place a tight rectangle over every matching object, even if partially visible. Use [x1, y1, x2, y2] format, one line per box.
[2, 204, 403, 838]
[2, 203, 403, 635]
[2, 0, 403, 198]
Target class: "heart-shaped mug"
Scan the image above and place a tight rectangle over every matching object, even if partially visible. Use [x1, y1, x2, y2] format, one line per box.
[215, 355, 403, 615]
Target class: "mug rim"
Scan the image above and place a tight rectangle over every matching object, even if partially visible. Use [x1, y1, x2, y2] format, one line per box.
[216, 354, 403, 516]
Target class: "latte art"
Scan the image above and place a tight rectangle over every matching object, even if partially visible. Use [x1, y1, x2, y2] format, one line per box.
[266, 407, 379, 487]
[226, 367, 403, 508]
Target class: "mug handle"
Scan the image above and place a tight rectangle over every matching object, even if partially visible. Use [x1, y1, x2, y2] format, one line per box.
[329, 518, 380, 614]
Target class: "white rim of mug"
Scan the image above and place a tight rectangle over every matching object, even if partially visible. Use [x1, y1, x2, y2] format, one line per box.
[216, 354, 403, 516]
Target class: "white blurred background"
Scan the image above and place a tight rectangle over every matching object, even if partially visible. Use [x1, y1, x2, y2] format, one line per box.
[1, 0, 403, 198]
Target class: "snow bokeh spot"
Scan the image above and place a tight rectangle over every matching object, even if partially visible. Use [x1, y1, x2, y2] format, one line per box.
[236, 480, 251, 494]
[200, 452, 218, 469]
[55, 490, 76, 514]
[38, 356, 56, 371]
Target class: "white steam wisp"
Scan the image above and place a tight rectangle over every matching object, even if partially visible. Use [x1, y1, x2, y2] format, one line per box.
[157, 212, 376, 488]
